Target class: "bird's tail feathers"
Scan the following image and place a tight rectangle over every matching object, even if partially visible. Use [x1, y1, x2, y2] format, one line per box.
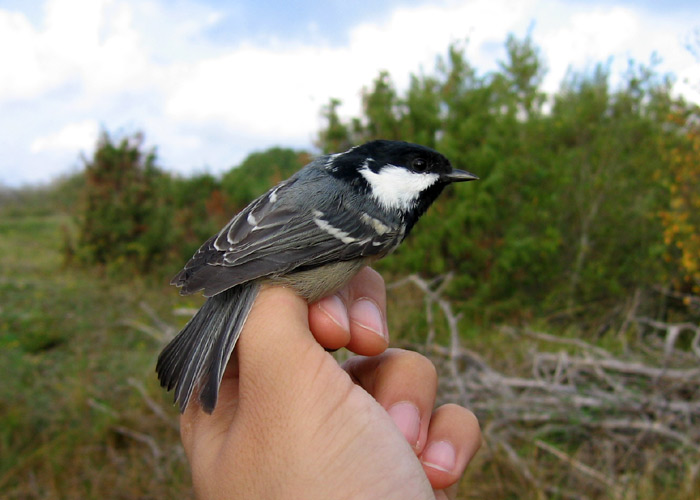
[156, 283, 260, 413]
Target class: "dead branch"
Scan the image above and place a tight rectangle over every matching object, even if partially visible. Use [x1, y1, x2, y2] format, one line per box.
[113, 425, 163, 461]
[119, 319, 167, 342]
[392, 273, 467, 399]
[483, 423, 540, 489]
[127, 378, 179, 432]
[534, 352, 700, 381]
[87, 398, 119, 418]
[393, 282, 700, 498]
[653, 286, 700, 310]
[173, 307, 199, 316]
[534, 439, 618, 491]
[618, 288, 642, 342]
[514, 327, 614, 358]
[121, 302, 178, 342]
[634, 316, 700, 360]
[596, 419, 697, 450]
[138, 301, 176, 339]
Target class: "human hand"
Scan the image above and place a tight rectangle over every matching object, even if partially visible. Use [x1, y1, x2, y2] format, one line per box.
[180, 268, 481, 499]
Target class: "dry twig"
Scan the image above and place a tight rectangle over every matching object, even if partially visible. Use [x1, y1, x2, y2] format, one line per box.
[394, 281, 700, 498]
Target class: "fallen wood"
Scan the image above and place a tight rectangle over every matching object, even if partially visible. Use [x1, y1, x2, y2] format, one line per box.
[392, 275, 700, 499]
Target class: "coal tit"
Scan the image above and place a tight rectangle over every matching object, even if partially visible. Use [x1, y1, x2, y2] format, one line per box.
[157, 140, 478, 413]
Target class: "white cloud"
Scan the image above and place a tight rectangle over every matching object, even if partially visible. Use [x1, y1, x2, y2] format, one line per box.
[161, 0, 700, 147]
[0, 9, 58, 100]
[0, 0, 145, 103]
[164, 0, 538, 142]
[676, 66, 700, 104]
[1, 0, 699, 186]
[536, 3, 699, 94]
[30, 120, 99, 154]
[346, 0, 537, 76]
[538, 6, 641, 89]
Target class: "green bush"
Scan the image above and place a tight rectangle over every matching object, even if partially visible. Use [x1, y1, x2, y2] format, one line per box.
[76, 131, 172, 272]
[316, 35, 683, 320]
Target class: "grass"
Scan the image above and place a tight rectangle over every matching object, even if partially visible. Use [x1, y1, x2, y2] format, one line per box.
[0, 214, 193, 499]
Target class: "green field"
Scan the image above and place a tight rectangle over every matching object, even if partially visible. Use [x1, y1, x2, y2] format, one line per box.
[0, 214, 196, 498]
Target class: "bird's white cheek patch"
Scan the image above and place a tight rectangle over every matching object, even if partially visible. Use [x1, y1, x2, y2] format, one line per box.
[360, 165, 440, 211]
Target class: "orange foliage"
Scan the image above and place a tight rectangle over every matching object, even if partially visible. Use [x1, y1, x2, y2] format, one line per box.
[205, 189, 229, 222]
[660, 110, 700, 293]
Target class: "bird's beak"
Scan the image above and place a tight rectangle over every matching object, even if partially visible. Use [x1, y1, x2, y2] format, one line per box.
[443, 169, 479, 182]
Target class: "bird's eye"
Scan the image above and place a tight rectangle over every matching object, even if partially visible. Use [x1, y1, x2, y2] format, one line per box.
[411, 158, 427, 171]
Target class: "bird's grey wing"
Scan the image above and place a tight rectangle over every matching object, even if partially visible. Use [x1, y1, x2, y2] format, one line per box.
[172, 177, 402, 297]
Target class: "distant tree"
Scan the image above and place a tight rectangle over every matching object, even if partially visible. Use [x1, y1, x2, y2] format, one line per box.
[316, 34, 680, 319]
[49, 172, 86, 215]
[361, 71, 403, 140]
[317, 99, 353, 154]
[158, 146, 313, 267]
[76, 131, 172, 271]
[546, 62, 672, 307]
[402, 74, 442, 148]
[167, 173, 226, 262]
[221, 147, 310, 209]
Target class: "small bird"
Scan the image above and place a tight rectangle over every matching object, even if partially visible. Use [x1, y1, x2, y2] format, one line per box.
[157, 140, 477, 413]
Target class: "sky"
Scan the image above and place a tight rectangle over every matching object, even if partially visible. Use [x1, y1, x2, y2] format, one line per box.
[0, 0, 698, 187]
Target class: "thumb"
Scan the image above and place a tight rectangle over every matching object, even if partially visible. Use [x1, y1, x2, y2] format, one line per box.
[234, 285, 335, 405]
[180, 285, 346, 469]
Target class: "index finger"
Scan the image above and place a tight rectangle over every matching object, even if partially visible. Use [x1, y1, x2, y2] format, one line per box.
[308, 267, 388, 355]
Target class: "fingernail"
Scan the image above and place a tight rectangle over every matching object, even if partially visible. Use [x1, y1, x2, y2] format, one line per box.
[387, 402, 420, 447]
[349, 298, 387, 340]
[318, 294, 349, 332]
[422, 441, 456, 473]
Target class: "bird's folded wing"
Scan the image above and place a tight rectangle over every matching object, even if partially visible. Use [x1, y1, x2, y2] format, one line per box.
[172, 177, 401, 296]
